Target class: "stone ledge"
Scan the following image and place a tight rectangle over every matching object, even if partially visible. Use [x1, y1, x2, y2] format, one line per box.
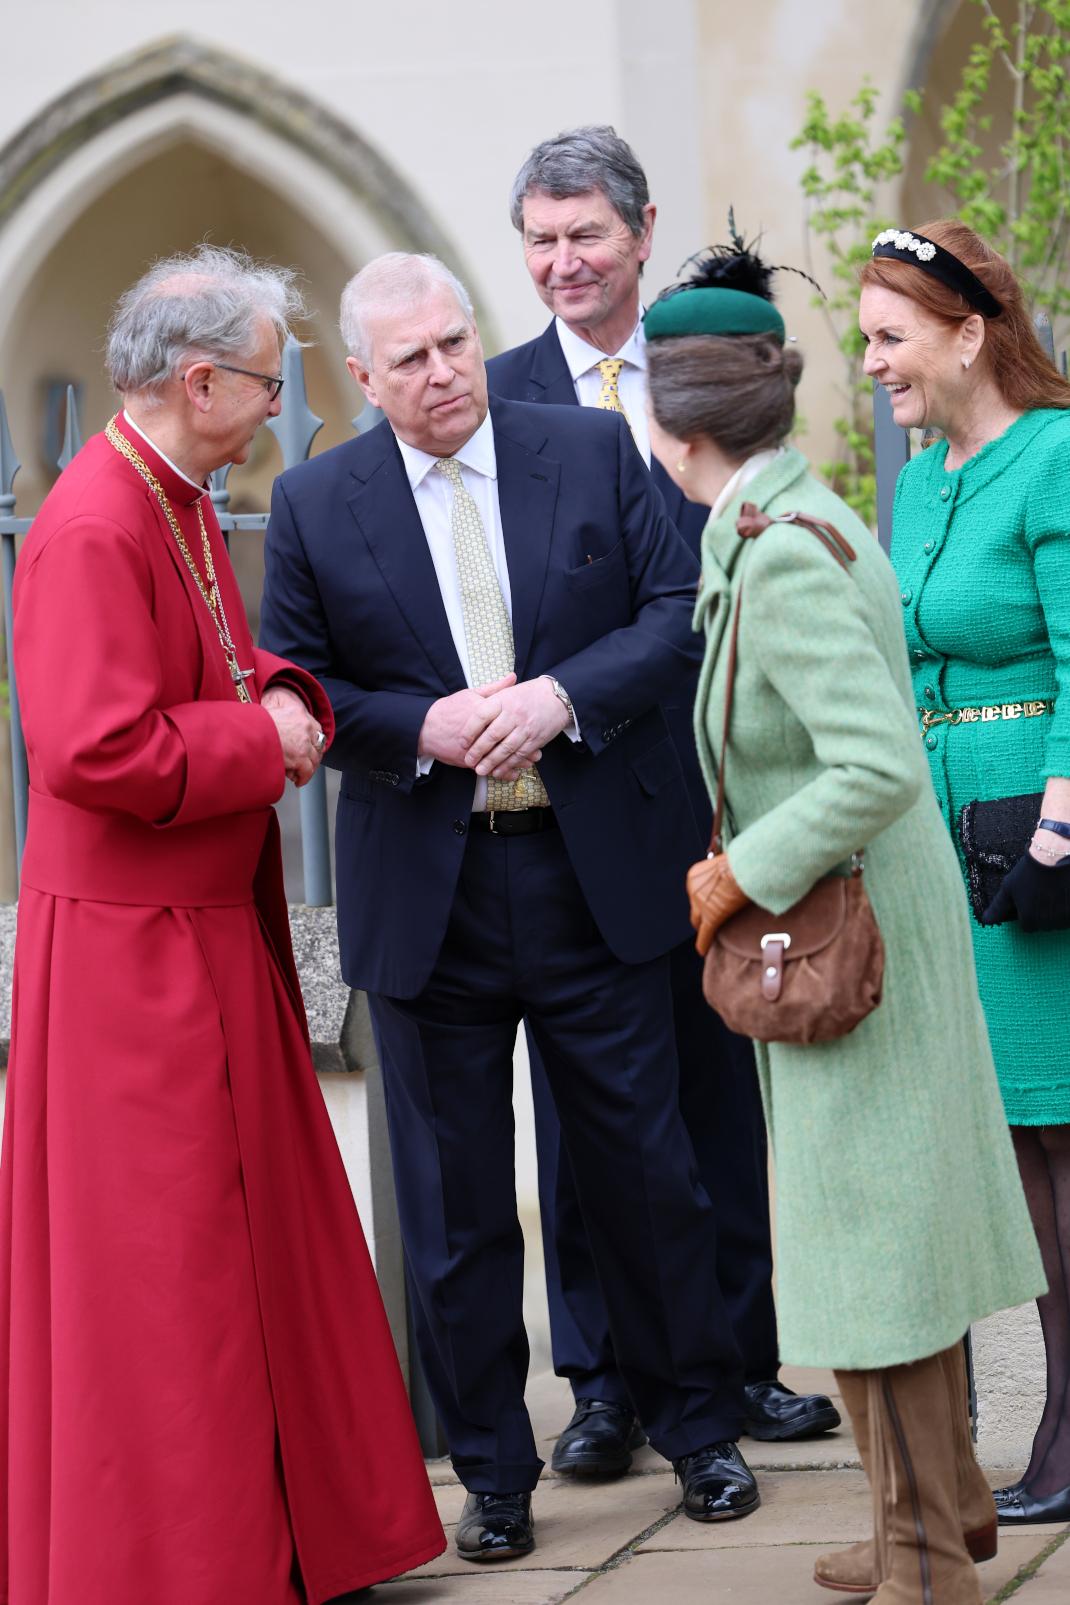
[0, 898, 365, 1073]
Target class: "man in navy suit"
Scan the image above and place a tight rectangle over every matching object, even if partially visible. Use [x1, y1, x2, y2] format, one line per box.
[486, 126, 839, 1477]
[260, 252, 762, 1561]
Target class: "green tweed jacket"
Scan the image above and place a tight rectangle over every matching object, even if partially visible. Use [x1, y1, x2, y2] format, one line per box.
[892, 408, 1070, 1126]
[693, 446, 1043, 1370]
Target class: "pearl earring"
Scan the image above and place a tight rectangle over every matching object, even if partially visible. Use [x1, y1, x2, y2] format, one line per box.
[676, 460, 687, 473]
[962, 356, 972, 369]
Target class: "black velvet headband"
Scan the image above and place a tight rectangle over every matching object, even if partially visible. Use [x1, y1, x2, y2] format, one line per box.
[871, 229, 1003, 319]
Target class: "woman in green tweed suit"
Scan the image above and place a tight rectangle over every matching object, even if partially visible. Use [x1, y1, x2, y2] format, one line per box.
[643, 243, 1044, 1605]
[861, 220, 1070, 1537]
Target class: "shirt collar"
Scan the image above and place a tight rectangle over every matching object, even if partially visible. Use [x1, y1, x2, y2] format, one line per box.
[554, 310, 647, 380]
[395, 409, 498, 491]
[122, 409, 208, 499]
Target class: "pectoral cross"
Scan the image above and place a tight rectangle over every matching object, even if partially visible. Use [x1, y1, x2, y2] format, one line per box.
[226, 651, 255, 703]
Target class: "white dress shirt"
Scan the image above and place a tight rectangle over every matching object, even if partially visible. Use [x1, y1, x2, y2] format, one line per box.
[398, 412, 576, 807]
[554, 312, 651, 466]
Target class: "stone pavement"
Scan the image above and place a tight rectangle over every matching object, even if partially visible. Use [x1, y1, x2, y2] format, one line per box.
[375, 1366, 1070, 1604]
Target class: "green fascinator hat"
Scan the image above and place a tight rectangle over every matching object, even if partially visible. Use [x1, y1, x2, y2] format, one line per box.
[644, 214, 820, 343]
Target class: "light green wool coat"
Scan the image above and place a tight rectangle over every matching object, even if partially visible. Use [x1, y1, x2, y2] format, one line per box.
[693, 447, 1044, 1370]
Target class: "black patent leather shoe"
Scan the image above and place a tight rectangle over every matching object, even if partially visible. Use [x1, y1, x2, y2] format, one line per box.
[673, 1441, 760, 1521]
[455, 1491, 535, 1562]
[743, 1379, 842, 1442]
[996, 1481, 1070, 1525]
[550, 1398, 647, 1477]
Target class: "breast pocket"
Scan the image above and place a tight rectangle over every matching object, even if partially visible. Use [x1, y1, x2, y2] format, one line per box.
[564, 539, 626, 591]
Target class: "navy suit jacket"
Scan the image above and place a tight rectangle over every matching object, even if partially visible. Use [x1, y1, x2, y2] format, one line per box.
[261, 395, 705, 998]
[487, 322, 712, 831]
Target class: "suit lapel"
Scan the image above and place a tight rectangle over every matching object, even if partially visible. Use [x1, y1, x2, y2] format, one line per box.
[527, 323, 580, 407]
[491, 400, 560, 679]
[346, 429, 466, 693]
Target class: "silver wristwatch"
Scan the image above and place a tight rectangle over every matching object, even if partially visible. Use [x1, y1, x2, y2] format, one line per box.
[543, 675, 575, 724]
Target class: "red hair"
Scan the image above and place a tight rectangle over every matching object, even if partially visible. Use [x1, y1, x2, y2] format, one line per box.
[859, 219, 1070, 412]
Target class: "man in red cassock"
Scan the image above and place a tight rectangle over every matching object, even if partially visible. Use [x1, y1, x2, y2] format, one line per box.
[0, 245, 444, 1605]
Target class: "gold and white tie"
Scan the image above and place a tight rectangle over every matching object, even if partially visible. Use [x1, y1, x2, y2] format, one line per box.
[436, 456, 549, 810]
[596, 358, 630, 425]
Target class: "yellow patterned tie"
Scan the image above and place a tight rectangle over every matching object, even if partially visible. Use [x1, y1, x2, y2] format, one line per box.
[436, 457, 549, 810]
[596, 358, 630, 424]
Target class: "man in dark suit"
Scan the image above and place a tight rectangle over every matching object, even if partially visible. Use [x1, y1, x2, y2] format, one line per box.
[486, 126, 839, 1477]
[260, 252, 762, 1561]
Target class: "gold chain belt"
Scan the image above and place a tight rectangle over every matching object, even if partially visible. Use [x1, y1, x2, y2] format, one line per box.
[919, 699, 1055, 733]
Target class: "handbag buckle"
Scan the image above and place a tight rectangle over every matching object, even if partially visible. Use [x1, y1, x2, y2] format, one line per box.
[759, 932, 789, 1002]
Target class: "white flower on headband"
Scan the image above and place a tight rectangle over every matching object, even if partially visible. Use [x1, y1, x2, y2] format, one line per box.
[872, 228, 937, 263]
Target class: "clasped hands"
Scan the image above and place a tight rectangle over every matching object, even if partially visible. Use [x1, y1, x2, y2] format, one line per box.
[418, 673, 570, 781]
[686, 852, 750, 956]
[262, 685, 326, 788]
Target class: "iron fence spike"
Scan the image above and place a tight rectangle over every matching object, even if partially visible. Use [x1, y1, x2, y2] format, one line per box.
[352, 401, 384, 435]
[0, 391, 21, 501]
[57, 384, 83, 471]
[1034, 309, 1056, 363]
[266, 336, 323, 468]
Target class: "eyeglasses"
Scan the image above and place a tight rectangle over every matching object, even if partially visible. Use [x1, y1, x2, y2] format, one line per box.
[213, 362, 285, 401]
[182, 361, 285, 401]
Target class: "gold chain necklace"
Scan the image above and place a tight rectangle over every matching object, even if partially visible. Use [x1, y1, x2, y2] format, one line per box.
[105, 415, 252, 702]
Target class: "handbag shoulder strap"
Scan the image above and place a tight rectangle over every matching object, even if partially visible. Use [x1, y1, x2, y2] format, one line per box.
[708, 501, 858, 857]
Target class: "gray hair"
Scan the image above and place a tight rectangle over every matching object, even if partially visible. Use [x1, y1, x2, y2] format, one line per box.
[340, 253, 474, 368]
[106, 244, 305, 398]
[509, 125, 650, 236]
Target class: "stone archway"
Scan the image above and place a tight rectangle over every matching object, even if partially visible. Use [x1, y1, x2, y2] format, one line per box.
[0, 35, 494, 513]
[0, 34, 466, 266]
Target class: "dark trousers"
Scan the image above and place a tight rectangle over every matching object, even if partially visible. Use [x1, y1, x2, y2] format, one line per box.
[531, 935, 777, 1403]
[369, 826, 744, 1492]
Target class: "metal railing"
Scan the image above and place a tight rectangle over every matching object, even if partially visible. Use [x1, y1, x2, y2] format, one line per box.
[874, 311, 1067, 550]
[0, 337, 377, 905]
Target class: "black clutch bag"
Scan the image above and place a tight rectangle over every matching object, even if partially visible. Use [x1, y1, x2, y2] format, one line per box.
[959, 791, 1043, 921]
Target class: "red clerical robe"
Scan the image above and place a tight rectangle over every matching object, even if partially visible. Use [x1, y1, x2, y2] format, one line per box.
[0, 416, 444, 1605]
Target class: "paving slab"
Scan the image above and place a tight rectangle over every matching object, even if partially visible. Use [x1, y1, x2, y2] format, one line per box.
[559, 1536, 1067, 1604]
[406, 1470, 681, 1579]
[639, 1468, 872, 1550]
[975, 1533, 1069, 1599]
[1014, 1531, 1070, 1600]
[377, 1570, 591, 1602]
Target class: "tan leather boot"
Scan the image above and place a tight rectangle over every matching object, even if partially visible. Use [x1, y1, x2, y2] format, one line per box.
[869, 1349, 982, 1603]
[814, 1345, 995, 1596]
[940, 1341, 997, 1563]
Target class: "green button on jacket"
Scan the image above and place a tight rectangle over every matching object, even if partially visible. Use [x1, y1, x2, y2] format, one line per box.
[892, 408, 1070, 1128]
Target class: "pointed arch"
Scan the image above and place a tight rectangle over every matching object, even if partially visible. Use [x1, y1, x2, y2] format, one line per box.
[0, 34, 459, 263]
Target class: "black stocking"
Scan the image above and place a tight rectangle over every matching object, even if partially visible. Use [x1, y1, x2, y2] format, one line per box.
[1013, 1123, 1070, 1496]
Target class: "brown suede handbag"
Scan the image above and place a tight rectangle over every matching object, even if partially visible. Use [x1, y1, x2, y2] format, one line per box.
[700, 504, 885, 1045]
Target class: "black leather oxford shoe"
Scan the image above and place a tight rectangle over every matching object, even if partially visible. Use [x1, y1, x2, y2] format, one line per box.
[455, 1491, 535, 1561]
[996, 1481, 1070, 1525]
[550, 1398, 647, 1477]
[743, 1379, 842, 1442]
[674, 1441, 760, 1521]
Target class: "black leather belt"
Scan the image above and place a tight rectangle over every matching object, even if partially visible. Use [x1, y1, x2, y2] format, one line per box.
[469, 808, 557, 836]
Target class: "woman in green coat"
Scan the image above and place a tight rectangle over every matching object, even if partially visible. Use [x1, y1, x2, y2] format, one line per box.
[860, 220, 1070, 1536]
[643, 244, 1044, 1605]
